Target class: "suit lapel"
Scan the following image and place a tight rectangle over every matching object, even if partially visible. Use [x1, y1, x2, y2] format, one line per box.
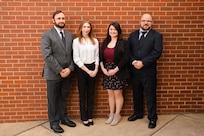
[135, 31, 141, 49]
[51, 28, 66, 50]
[139, 29, 153, 49]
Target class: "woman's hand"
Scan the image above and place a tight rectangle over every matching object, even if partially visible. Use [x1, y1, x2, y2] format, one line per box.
[107, 66, 119, 76]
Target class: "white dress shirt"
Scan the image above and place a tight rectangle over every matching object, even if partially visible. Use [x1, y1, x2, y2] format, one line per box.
[73, 37, 99, 67]
[54, 26, 64, 39]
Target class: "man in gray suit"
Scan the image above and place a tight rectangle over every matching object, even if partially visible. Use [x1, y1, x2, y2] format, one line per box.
[41, 10, 76, 133]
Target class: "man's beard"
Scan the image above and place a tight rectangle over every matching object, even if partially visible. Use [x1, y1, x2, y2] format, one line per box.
[55, 22, 65, 28]
[141, 25, 151, 31]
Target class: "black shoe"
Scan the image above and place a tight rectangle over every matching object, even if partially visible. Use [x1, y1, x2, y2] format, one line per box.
[50, 124, 64, 133]
[88, 121, 94, 125]
[148, 120, 156, 129]
[128, 114, 143, 121]
[61, 119, 76, 127]
[83, 121, 90, 127]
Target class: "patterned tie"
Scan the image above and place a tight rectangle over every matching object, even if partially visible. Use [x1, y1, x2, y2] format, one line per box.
[60, 32, 66, 48]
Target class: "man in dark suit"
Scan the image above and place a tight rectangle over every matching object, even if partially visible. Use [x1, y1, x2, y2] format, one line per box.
[41, 10, 76, 133]
[127, 13, 163, 129]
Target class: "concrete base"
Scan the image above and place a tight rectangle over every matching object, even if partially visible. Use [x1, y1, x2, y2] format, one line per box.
[0, 114, 204, 136]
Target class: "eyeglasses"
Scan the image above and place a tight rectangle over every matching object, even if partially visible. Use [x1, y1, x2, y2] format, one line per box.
[140, 20, 152, 23]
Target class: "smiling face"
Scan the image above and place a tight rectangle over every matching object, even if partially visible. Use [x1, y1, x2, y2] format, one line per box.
[140, 13, 153, 31]
[109, 25, 118, 38]
[82, 22, 91, 37]
[53, 12, 65, 29]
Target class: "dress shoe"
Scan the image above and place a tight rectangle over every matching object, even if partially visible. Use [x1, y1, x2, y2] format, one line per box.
[128, 114, 143, 121]
[88, 121, 94, 125]
[148, 120, 156, 129]
[61, 119, 76, 127]
[50, 124, 64, 133]
[88, 119, 94, 125]
[83, 121, 90, 127]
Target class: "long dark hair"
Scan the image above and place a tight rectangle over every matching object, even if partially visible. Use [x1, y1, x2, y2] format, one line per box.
[101, 22, 124, 52]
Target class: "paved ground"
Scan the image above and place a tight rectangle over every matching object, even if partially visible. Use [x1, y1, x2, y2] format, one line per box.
[0, 113, 204, 136]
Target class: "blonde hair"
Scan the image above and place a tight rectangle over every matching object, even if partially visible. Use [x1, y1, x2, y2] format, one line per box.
[78, 20, 96, 45]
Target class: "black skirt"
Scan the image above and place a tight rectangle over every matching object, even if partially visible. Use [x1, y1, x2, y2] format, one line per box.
[102, 62, 128, 90]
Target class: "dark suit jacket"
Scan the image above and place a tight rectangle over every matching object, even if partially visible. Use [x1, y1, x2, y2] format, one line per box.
[41, 27, 74, 80]
[128, 28, 163, 76]
[100, 40, 130, 80]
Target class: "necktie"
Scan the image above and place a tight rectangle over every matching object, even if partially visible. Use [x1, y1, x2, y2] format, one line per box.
[139, 31, 147, 41]
[139, 31, 147, 46]
[60, 32, 66, 48]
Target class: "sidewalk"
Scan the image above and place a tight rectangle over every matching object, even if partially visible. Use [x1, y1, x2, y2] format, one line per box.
[0, 113, 204, 136]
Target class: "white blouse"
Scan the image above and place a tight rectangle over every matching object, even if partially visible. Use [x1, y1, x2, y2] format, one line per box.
[73, 37, 99, 68]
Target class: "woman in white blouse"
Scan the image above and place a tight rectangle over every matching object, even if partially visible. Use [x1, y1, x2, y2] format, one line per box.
[73, 20, 99, 127]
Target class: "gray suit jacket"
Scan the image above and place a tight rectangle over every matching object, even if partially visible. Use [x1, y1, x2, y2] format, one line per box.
[41, 27, 74, 80]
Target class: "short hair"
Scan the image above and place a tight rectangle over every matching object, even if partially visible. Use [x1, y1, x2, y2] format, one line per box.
[52, 10, 63, 19]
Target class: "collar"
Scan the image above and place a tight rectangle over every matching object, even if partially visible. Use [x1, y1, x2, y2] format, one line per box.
[54, 26, 64, 35]
[139, 28, 152, 38]
[139, 28, 151, 34]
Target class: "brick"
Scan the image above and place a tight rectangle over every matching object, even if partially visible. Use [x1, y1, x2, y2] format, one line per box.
[0, 0, 203, 123]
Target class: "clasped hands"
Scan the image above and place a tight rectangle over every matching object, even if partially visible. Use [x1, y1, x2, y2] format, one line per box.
[102, 67, 118, 77]
[60, 68, 71, 78]
[87, 69, 98, 77]
[133, 60, 144, 69]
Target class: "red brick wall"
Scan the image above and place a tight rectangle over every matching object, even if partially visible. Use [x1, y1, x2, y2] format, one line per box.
[0, 0, 204, 123]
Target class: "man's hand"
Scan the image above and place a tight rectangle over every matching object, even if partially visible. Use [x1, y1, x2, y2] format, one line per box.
[133, 60, 144, 69]
[60, 68, 71, 78]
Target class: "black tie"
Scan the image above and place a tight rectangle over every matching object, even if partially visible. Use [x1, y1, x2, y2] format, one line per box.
[139, 31, 147, 41]
[139, 31, 147, 46]
[60, 32, 66, 48]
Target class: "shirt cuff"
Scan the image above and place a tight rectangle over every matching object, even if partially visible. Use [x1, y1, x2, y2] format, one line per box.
[132, 60, 136, 65]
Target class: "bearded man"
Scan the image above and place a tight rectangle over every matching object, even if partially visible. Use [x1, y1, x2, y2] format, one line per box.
[128, 13, 163, 129]
[41, 10, 76, 133]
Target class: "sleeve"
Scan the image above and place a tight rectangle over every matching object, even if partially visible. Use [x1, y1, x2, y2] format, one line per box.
[117, 40, 130, 70]
[41, 31, 63, 74]
[142, 32, 163, 67]
[68, 33, 75, 71]
[73, 38, 84, 67]
[94, 38, 99, 65]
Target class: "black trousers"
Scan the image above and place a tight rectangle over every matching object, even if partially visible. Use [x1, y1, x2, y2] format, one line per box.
[46, 76, 71, 126]
[131, 74, 158, 121]
[77, 63, 96, 121]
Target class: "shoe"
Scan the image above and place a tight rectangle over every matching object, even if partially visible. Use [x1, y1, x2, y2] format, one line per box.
[111, 114, 121, 126]
[83, 121, 90, 127]
[50, 124, 64, 133]
[61, 119, 76, 127]
[105, 113, 114, 124]
[148, 120, 156, 129]
[88, 120, 94, 125]
[89, 121, 94, 125]
[128, 114, 143, 121]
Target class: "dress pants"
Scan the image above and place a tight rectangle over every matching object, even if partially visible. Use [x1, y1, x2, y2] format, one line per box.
[46, 76, 71, 125]
[131, 74, 158, 121]
[77, 63, 96, 121]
